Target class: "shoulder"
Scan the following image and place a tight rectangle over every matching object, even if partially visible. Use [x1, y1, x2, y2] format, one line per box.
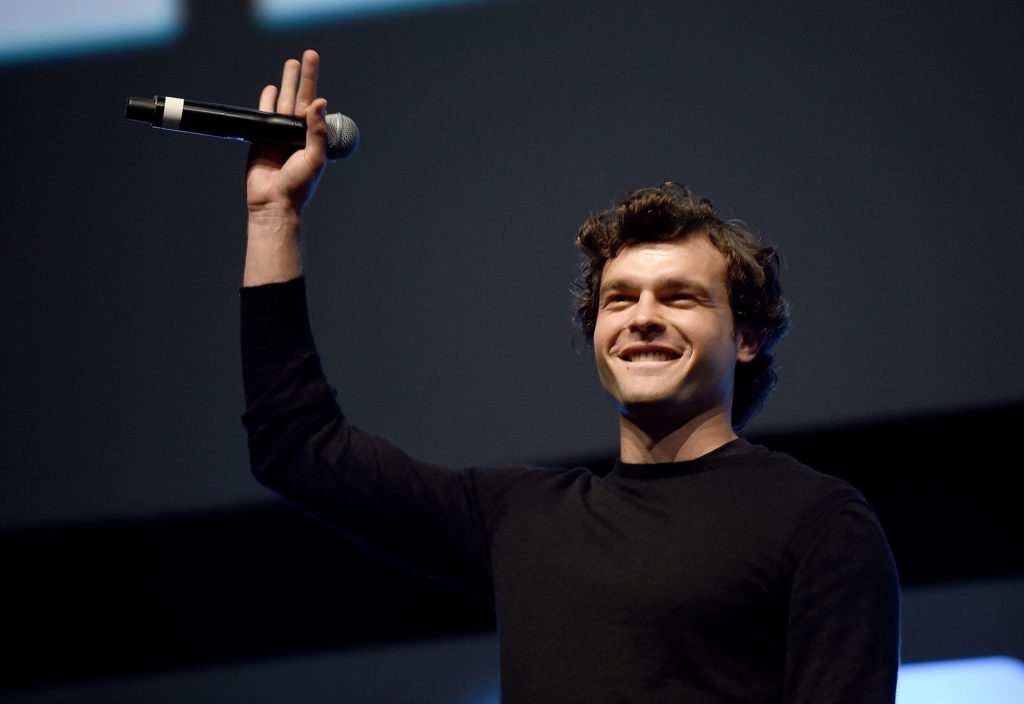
[713, 439, 887, 553]
[466, 463, 596, 497]
[725, 441, 897, 593]
[719, 438, 864, 505]
[462, 463, 597, 522]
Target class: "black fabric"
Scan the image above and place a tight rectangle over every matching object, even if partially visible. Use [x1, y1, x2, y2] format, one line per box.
[240, 277, 901, 703]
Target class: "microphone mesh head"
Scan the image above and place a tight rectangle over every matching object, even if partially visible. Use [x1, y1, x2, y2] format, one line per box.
[325, 113, 360, 161]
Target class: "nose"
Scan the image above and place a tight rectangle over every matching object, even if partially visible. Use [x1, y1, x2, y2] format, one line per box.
[629, 292, 664, 333]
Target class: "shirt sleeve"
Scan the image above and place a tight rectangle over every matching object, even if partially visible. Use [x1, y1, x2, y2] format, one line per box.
[783, 492, 901, 703]
[239, 278, 493, 600]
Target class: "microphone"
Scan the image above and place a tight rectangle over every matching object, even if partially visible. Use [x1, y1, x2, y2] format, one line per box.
[125, 96, 359, 161]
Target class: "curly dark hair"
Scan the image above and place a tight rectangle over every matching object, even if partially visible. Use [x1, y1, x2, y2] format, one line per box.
[573, 183, 791, 429]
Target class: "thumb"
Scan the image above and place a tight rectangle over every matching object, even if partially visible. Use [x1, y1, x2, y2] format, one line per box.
[303, 98, 328, 171]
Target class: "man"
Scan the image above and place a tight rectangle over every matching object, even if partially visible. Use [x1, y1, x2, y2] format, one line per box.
[240, 50, 900, 702]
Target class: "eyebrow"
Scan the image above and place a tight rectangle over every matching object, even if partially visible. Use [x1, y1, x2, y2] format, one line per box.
[599, 276, 714, 298]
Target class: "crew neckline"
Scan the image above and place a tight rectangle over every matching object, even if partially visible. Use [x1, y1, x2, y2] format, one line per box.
[610, 437, 754, 479]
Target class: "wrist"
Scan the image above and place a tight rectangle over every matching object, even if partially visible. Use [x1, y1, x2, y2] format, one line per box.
[247, 203, 301, 234]
[244, 207, 304, 287]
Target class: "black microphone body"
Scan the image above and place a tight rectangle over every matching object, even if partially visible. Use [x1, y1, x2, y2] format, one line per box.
[125, 96, 359, 161]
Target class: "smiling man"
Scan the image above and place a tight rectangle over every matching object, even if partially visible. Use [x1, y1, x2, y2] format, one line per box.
[239, 51, 901, 703]
[577, 184, 788, 462]
[594, 237, 759, 461]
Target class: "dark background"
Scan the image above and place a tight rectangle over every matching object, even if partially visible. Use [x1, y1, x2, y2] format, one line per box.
[2, 0, 1022, 700]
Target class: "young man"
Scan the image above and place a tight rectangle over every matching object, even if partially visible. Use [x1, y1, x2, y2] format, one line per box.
[241, 50, 901, 702]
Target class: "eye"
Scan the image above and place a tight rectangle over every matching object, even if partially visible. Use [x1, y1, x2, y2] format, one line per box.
[601, 293, 634, 309]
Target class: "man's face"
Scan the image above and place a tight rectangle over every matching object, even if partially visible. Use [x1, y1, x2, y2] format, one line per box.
[593, 236, 758, 425]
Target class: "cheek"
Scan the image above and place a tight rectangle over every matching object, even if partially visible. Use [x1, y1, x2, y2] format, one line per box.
[592, 319, 620, 377]
[592, 313, 617, 348]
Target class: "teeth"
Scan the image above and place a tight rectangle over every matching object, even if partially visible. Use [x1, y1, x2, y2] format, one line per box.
[627, 351, 673, 362]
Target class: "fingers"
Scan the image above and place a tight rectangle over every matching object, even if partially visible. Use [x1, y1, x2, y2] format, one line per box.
[258, 84, 278, 112]
[294, 50, 320, 115]
[263, 51, 319, 117]
[251, 50, 326, 172]
[276, 58, 301, 114]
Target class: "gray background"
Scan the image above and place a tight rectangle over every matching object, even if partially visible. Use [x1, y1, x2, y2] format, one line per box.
[1, 0, 1022, 700]
[3, 0, 1022, 527]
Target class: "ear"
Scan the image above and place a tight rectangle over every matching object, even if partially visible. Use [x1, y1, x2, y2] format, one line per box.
[736, 325, 761, 364]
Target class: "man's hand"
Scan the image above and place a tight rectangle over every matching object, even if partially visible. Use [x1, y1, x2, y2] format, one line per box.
[243, 49, 329, 286]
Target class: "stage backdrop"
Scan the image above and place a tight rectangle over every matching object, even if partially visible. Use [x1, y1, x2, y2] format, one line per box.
[1, 0, 1021, 529]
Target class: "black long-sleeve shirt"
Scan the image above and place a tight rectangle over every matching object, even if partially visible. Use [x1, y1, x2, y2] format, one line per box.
[241, 277, 901, 703]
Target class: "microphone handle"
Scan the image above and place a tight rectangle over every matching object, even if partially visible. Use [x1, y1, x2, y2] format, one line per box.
[126, 96, 306, 147]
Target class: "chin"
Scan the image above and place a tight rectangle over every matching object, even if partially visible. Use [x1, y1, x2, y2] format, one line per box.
[616, 392, 725, 426]
[617, 397, 686, 422]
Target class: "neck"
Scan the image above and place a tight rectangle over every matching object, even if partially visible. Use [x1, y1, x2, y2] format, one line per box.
[617, 407, 738, 463]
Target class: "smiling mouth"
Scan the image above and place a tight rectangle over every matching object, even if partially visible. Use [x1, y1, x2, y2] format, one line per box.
[621, 351, 680, 362]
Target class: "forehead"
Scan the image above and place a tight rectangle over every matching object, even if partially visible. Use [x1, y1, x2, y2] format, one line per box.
[600, 237, 728, 290]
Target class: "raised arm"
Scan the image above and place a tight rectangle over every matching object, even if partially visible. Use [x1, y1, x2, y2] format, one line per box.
[243, 49, 329, 287]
